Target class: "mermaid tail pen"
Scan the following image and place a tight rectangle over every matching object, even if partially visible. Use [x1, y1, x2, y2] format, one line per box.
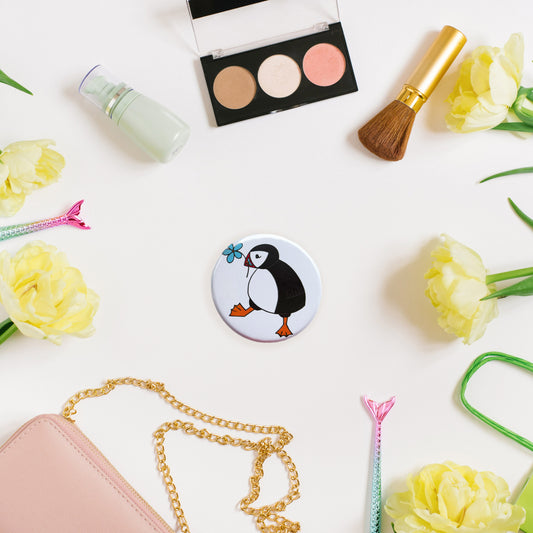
[363, 396, 395, 533]
[0, 200, 89, 241]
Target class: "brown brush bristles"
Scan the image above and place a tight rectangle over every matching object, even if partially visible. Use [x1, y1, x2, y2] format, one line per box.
[358, 100, 416, 161]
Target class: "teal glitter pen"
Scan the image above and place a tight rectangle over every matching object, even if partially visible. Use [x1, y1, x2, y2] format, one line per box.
[0, 200, 89, 241]
[363, 396, 395, 533]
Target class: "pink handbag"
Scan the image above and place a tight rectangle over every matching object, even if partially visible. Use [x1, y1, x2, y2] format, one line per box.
[0, 413, 173, 533]
[0, 378, 301, 533]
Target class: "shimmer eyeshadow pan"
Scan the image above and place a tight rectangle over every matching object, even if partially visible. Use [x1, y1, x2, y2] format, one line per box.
[258, 55, 301, 98]
[213, 66, 257, 109]
[187, 0, 358, 126]
[303, 43, 346, 87]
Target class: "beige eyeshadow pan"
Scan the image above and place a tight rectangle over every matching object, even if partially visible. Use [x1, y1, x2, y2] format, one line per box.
[257, 54, 301, 98]
[213, 66, 257, 110]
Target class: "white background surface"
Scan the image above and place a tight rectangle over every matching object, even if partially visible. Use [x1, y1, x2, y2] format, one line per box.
[2, 1, 533, 532]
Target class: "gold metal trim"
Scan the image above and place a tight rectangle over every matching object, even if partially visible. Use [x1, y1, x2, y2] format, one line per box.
[396, 85, 427, 113]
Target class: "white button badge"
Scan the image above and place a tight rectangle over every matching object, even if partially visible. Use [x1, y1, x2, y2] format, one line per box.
[211, 234, 321, 342]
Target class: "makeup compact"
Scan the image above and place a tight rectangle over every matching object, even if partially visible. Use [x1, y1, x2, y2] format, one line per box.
[187, 0, 358, 126]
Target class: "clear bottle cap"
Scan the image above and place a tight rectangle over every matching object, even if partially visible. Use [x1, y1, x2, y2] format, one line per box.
[79, 65, 130, 116]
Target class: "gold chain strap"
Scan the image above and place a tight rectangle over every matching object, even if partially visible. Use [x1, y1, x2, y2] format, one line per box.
[62, 378, 300, 533]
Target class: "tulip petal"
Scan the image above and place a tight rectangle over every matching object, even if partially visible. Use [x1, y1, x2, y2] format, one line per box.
[0, 241, 98, 344]
[0, 140, 64, 217]
[503, 33, 524, 81]
[489, 60, 518, 106]
[425, 235, 497, 343]
[386, 463, 525, 533]
[446, 34, 523, 133]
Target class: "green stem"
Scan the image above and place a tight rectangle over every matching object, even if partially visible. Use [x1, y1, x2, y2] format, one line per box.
[486, 267, 533, 284]
[0, 318, 17, 345]
[482, 275, 533, 300]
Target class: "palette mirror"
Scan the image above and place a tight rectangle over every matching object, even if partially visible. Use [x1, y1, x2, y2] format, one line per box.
[187, 0, 358, 126]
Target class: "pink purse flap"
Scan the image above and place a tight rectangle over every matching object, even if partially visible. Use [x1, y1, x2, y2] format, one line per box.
[0, 414, 173, 533]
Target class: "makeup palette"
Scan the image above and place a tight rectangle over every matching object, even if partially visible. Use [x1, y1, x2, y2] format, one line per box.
[187, 0, 358, 126]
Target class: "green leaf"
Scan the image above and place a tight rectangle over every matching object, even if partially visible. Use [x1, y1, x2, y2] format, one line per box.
[508, 197, 533, 231]
[0, 317, 17, 345]
[492, 122, 533, 132]
[480, 167, 533, 183]
[481, 275, 533, 300]
[0, 69, 32, 95]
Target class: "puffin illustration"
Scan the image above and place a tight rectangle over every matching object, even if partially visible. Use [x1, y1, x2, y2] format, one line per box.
[230, 244, 306, 337]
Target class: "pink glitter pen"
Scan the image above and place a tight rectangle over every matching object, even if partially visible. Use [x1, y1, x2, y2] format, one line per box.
[363, 396, 396, 533]
[0, 200, 89, 241]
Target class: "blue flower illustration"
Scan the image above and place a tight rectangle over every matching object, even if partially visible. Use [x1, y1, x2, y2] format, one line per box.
[222, 243, 243, 263]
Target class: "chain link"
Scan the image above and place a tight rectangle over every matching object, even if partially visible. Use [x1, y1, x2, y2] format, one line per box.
[62, 378, 300, 533]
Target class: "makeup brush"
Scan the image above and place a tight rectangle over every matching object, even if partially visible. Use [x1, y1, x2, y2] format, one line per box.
[358, 25, 466, 161]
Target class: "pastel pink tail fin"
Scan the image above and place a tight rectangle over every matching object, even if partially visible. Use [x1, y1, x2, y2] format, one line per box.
[363, 396, 396, 423]
[64, 200, 90, 229]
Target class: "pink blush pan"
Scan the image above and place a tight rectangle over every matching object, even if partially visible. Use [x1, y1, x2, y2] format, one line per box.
[303, 43, 346, 87]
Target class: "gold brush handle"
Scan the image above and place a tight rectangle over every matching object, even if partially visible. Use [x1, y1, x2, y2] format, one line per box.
[397, 25, 466, 112]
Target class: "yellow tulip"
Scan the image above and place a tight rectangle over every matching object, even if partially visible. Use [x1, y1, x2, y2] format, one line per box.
[0, 139, 65, 216]
[0, 241, 99, 345]
[425, 235, 498, 344]
[446, 34, 523, 132]
[386, 462, 525, 533]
